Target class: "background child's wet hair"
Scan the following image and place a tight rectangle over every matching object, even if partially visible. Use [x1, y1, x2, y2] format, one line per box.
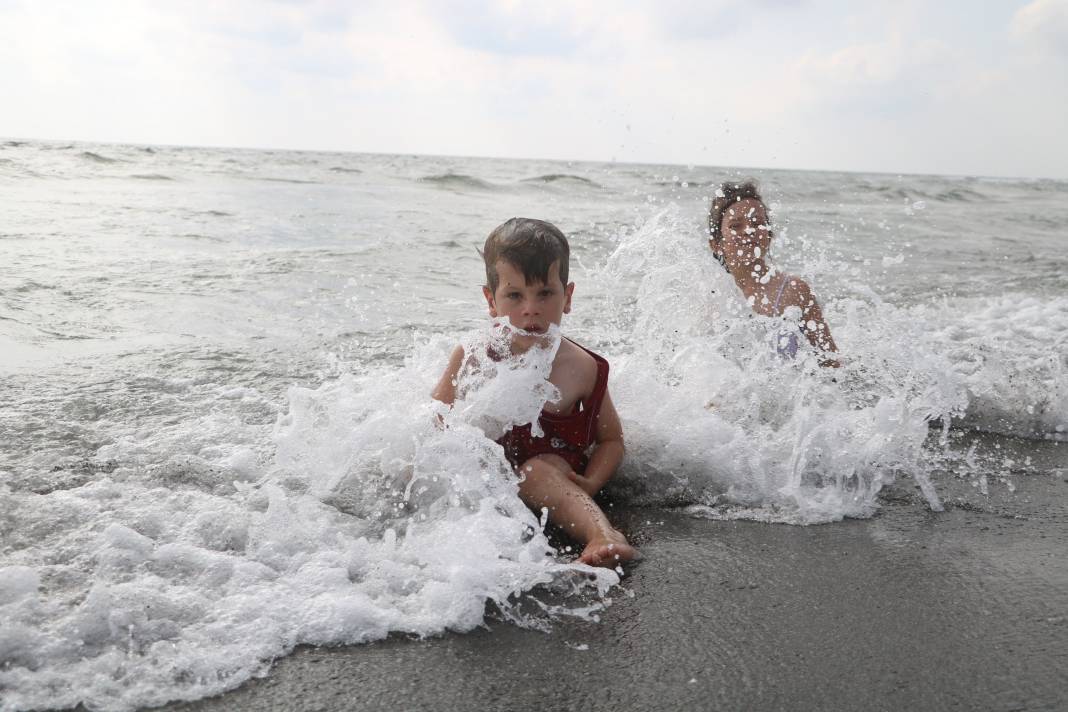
[481, 218, 570, 292]
[707, 180, 770, 271]
[708, 180, 769, 242]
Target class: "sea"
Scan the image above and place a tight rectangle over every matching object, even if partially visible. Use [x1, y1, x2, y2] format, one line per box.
[1, 139, 1066, 711]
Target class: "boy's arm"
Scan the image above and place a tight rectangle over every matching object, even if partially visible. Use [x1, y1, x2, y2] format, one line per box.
[431, 345, 465, 406]
[568, 390, 624, 497]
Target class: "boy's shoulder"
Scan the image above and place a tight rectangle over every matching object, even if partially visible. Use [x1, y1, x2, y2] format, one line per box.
[555, 337, 604, 381]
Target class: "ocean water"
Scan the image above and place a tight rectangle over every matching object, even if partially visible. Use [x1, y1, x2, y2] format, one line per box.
[1, 139, 1067, 710]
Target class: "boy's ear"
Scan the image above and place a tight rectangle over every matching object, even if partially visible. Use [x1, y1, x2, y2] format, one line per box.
[563, 282, 575, 314]
[482, 286, 497, 317]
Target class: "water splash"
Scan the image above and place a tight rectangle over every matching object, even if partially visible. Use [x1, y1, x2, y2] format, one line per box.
[0, 326, 617, 712]
[597, 206, 965, 522]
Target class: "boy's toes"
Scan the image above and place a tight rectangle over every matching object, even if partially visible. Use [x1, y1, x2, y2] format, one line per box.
[579, 540, 639, 568]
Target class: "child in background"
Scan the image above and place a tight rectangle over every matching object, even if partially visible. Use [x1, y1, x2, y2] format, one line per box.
[432, 218, 638, 568]
[708, 181, 839, 366]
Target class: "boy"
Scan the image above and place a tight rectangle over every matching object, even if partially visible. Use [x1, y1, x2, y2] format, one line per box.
[432, 218, 637, 568]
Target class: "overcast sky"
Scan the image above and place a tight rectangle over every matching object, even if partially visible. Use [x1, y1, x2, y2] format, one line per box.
[2, 0, 1066, 178]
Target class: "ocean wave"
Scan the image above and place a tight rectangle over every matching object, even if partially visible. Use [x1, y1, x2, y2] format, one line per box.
[933, 187, 986, 202]
[854, 182, 989, 203]
[79, 151, 120, 164]
[653, 178, 707, 188]
[925, 293, 1068, 441]
[11, 280, 56, 293]
[328, 166, 362, 174]
[129, 173, 174, 181]
[177, 233, 226, 243]
[1026, 178, 1068, 193]
[853, 183, 911, 199]
[519, 173, 601, 188]
[975, 175, 1068, 193]
[257, 176, 320, 184]
[417, 172, 497, 191]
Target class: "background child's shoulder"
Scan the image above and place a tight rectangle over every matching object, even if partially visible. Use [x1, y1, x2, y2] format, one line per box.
[778, 272, 814, 308]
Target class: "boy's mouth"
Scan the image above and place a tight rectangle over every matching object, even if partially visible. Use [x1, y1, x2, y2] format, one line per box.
[496, 319, 551, 336]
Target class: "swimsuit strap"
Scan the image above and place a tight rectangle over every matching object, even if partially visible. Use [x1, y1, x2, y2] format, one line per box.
[772, 276, 789, 314]
[564, 337, 609, 404]
[564, 337, 609, 442]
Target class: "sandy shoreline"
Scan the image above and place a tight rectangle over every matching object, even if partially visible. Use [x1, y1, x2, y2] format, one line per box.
[164, 438, 1068, 712]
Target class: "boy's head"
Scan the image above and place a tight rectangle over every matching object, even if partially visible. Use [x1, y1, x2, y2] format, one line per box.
[482, 218, 569, 293]
[480, 218, 574, 333]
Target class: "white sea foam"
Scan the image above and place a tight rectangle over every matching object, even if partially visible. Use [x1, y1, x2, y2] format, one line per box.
[0, 328, 617, 712]
[921, 293, 1068, 439]
[595, 207, 1067, 522]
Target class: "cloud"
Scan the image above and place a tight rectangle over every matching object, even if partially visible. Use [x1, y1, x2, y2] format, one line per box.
[1011, 0, 1068, 58]
[421, 1, 595, 57]
[638, 0, 805, 42]
[786, 34, 955, 117]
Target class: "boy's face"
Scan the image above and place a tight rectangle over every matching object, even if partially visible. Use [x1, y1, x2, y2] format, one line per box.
[483, 259, 574, 336]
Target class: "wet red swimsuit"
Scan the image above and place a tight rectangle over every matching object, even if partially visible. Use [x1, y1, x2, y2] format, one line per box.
[496, 341, 610, 474]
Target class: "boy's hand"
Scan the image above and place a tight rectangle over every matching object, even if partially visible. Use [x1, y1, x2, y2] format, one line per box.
[566, 471, 601, 497]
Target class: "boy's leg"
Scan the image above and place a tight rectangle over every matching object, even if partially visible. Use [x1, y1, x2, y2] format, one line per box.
[517, 455, 637, 567]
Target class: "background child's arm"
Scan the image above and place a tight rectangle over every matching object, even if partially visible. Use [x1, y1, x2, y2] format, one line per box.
[568, 390, 624, 497]
[786, 278, 839, 365]
[431, 345, 465, 406]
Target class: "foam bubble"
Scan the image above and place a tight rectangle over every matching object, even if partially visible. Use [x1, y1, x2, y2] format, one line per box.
[0, 566, 39, 604]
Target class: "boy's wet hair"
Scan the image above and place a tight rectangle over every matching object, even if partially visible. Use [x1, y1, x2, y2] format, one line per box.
[482, 218, 570, 292]
[707, 180, 770, 271]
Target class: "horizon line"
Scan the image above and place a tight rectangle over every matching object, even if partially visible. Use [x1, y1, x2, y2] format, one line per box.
[3, 133, 1064, 183]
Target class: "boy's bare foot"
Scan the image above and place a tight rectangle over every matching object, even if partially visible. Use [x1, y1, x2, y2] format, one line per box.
[578, 531, 639, 568]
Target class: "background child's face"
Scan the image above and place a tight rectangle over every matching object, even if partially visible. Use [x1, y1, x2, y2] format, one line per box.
[717, 198, 772, 268]
[482, 259, 574, 334]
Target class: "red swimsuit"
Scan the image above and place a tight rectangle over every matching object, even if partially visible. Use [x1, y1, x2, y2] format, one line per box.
[496, 341, 610, 474]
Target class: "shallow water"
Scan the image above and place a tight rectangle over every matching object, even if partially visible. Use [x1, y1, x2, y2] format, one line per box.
[1, 140, 1066, 710]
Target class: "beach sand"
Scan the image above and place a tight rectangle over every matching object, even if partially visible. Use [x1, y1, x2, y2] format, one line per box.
[165, 436, 1067, 712]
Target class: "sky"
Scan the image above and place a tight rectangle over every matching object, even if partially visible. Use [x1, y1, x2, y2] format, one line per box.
[1, 0, 1066, 178]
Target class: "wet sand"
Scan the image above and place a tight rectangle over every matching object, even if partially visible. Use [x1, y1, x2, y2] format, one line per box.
[168, 439, 1068, 712]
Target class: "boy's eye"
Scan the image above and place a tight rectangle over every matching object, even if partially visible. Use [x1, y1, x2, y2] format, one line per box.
[539, 289, 553, 297]
[506, 292, 521, 299]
